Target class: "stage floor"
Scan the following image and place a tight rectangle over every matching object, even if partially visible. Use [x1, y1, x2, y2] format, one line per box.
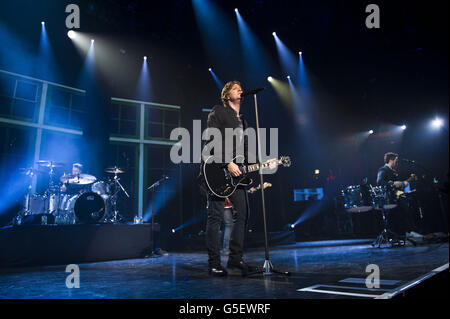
[0, 239, 448, 299]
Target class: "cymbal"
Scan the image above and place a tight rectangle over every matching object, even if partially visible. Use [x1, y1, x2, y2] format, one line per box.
[20, 167, 37, 175]
[19, 167, 46, 175]
[60, 173, 97, 185]
[105, 167, 125, 174]
[36, 160, 64, 168]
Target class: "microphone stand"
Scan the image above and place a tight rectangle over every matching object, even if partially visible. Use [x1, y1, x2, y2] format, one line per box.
[250, 92, 290, 277]
[146, 175, 169, 257]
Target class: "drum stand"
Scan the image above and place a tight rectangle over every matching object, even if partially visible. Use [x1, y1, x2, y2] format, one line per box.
[145, 175, 169, 257]
[107, 174, 130, 223]
[13, 169, 35, 225]
[372, 207, 405, 248]
[23, 170, 35, 216]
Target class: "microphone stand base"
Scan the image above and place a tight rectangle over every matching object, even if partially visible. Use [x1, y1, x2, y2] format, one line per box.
[248, 260, 291, 277]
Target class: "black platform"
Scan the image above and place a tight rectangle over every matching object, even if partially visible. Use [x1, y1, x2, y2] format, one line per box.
[0, 223, 153, 268]
[0, 238, 447, 299]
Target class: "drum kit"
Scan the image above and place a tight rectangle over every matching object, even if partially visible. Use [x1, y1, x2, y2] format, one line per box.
[339, 182, 409, 248]
[16, 161, 129, 225]
[340, 183, 398, 213]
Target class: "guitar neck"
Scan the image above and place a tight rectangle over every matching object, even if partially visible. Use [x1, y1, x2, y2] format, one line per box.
[244, 160, 278, 173]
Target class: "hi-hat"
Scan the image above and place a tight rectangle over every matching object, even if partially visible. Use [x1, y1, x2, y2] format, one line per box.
[36, 160, 64, 168]
[105, 167, 125, 174]
[19, 167, 45, 175]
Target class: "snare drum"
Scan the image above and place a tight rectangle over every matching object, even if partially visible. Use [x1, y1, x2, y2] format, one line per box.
[341, 185, 373, 212]
[370, 185, 397, 210]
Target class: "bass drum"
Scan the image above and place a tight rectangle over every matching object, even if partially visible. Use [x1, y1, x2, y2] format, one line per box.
[74, 192, 106, 223]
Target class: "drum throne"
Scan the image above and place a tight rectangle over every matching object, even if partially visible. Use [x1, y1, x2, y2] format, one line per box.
[371, 185, 406, 248]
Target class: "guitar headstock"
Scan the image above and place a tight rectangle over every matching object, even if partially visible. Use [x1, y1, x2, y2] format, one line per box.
[263, 182, 272, 189]
[279, 156, 291, 167]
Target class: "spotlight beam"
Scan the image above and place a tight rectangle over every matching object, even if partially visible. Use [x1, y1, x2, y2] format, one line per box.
[273, 33, 296, 78]
[209, 68, 224, 89]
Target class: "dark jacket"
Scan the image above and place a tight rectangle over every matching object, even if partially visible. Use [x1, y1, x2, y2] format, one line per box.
[376, 164, 398, 186]
[197, 104, 251, 197]
[203, 104, 250, 165]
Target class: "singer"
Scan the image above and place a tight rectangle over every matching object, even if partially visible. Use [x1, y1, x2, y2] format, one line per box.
[199, 81, 259, 277]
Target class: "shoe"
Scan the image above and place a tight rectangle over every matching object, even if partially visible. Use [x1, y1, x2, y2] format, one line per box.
[208, 265, 228, 277]
[227, 259, 260, 276]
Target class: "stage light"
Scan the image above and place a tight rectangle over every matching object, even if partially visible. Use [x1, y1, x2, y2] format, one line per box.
[272, 32, 276, 37]
[144, 56, 147, 60]
[235, 8, 238, 13]
[369, 130, 374, 134]
[431, 118, 443, 129]
[267, 76, 273, 82]
[299, 51, 302, 55]
[314, 169, 320, 175]
[91, 39, 94, 44]
[401, 124, 407, 130]
[41, 21, 45, 25]
[172, 229, 176, 233]
[287, 75, 291, 79]
[208, 68, 224, 89]
[290, 224, 295, 229]
[67, 30, 75, 39]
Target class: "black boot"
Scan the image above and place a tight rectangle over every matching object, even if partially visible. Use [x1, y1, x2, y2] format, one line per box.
[227, 259, 260, 276]
[209, 265, 228, 277]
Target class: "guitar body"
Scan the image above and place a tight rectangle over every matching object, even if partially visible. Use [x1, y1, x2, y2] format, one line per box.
[202, 155, 291, 198]
[202, 156, 253, 198]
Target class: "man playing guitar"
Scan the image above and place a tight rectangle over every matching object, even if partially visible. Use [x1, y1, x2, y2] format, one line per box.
[201, 81, 275, 277]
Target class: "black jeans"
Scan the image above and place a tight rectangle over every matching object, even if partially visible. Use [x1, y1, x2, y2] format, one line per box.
[206, 188, 248, 267]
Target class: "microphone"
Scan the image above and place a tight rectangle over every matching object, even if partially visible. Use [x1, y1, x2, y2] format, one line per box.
[241, 87, 265, 97]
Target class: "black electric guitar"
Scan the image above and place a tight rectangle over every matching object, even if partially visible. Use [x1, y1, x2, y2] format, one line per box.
[202, 155, 291, 198]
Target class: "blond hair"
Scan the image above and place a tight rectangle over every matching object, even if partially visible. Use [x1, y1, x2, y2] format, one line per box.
[221, 81, 242, 106]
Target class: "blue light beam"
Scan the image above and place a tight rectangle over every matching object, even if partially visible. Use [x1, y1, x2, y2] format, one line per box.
[273, 33, 297, 77]
[136, 56, 152, 101]
[297, 51, 310, 91]
[172, 211, 207, 233]
[235, 9, 275, 85]
[208, 68, 224, 90]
